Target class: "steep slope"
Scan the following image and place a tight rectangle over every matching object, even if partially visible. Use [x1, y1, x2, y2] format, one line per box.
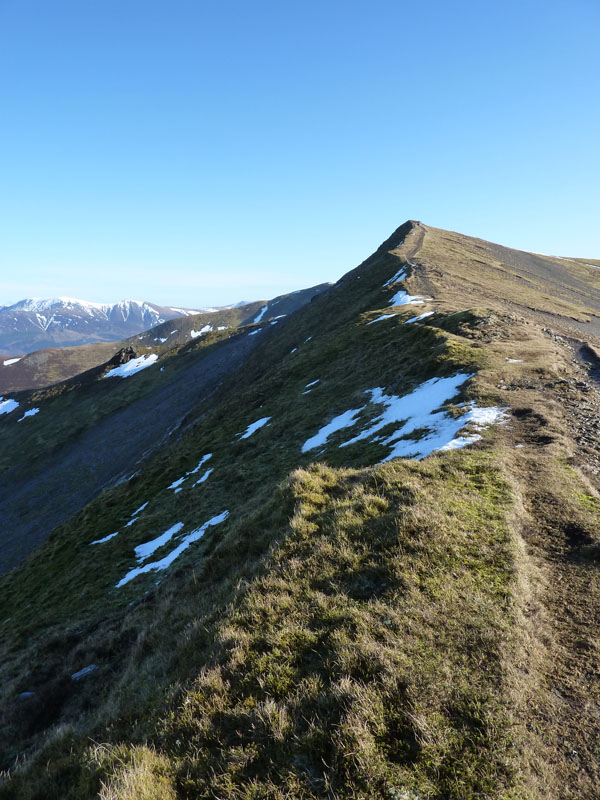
[1, 221, 600, 799]
[0, 285, 330, 573]
[0, 286, 330, 394]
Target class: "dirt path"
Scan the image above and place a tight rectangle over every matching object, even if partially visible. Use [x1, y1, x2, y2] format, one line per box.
[509, 343, 600, 797]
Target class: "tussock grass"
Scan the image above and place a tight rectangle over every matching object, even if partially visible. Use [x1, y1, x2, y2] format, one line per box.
[2, 453, 532, 799]
[161, 458, 521, 799]
[94, 745, 177, 800]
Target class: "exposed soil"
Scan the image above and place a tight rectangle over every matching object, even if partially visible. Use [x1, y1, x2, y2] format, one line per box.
[496, 331, 600, 797]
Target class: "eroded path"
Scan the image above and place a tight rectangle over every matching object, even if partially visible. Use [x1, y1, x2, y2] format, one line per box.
[507, 336, 600, 798]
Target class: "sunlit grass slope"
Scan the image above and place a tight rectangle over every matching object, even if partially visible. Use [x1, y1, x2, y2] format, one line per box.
[2, 454, 525, 799]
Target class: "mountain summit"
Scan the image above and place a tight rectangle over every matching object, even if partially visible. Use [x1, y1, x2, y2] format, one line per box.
[1, 221, 600, 798]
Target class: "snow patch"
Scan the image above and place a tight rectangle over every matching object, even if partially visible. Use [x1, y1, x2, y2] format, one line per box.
[193, 468, 213, 486]
[506, 358, 523, 363]
[302, 407, 364, 453]
[239, 417, 271, 439]
[18, 408, 40, 421]
[302, 374, 508, 461]
[134, 522, 184, 561]
[368, 313, 398, 324]
[190, 325, 212, 338]
[253, 305, 268, 323]
[3, 358, 22, 366]
[0, 397, 19, 415]
[167, 455, 213, 492]
[406, 311, 435, 324]
[104, 354, 158, 378]
[91, 531, 118, 545]
[439, 433, 482, 451]
[302, 379, 320, 394]
[71, 664, 97, 681]
[389, 288, 430, 306]
[187, 453, 212, 474]
[116, 512, 229, 587]
[383, 267, 407, 287]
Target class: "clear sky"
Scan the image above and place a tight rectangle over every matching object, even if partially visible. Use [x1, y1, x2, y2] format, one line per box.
[0, 0, 598, 308]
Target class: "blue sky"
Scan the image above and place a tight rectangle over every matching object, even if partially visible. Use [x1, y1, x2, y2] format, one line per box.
[0, 0, 598, 307]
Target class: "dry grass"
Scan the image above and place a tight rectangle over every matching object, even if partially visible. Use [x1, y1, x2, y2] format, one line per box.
[404, 224, 600, 337]
[94, 745, 177, 800]
[86, 455, 529, 799]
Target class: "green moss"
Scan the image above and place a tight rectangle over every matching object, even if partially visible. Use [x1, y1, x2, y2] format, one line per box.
[578, 492, 600, 513]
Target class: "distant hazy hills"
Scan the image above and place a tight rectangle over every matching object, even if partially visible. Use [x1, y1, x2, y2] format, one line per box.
[0, 297, 215, 354]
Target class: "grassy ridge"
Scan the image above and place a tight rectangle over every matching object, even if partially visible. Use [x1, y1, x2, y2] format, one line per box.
[2, 452, 529, 799]
[3, 222, 600, 797]
[159, 456, 521, 799]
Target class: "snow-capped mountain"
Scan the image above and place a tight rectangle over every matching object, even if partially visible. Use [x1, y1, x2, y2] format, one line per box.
[0, 297, 208, 353]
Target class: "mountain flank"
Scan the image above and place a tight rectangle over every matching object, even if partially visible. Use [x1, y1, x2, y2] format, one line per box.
[1, 221, 600, 799]
[0, 284, 330, 574]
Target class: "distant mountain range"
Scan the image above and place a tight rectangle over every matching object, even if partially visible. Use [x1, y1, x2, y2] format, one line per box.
[0, 297, 240, 354]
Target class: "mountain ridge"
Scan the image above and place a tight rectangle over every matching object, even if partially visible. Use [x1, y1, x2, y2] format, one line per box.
[1, 221, 600, 798]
